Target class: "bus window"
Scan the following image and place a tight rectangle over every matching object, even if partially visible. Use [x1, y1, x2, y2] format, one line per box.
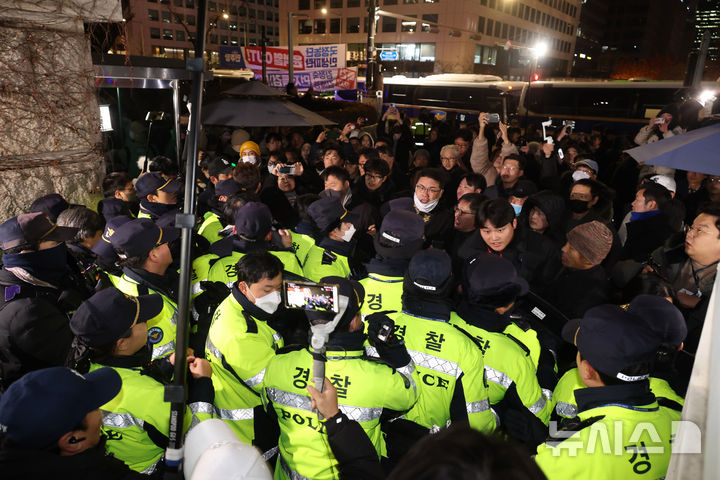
[415, 86, 448, 105]
[526, 86, 577, 115]
[387, 85, 413, 104]
[634, 88, 681, 118]
[448, 87, 486, 110]
[577, 88, 633, 118]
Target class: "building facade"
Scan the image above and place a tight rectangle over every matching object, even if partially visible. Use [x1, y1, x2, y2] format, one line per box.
[572, 0, 693, 78]
[278, 0, 581, 79]
[693, 0, 720, 63]
[122, 0, 281, 65]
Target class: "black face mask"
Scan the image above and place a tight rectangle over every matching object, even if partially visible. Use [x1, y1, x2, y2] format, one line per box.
[568, 199, 590, 213]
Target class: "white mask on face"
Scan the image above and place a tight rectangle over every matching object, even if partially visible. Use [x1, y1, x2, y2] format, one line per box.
[340, 224, 357, 242]
[267, 164, 276, 174]
[248, 289, 282, 314]
[242, 155, 258, 165]
[572, 170, 591, 182]
[414, 193, 439, 213]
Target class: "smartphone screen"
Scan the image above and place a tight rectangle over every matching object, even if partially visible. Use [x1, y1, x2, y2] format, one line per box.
[284, 281, 339, 313]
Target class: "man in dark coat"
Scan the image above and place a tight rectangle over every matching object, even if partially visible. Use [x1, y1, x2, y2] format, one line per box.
[621, 182, 676, 262]
[540, 221, 614, 319]
[456, 198, 561, 291]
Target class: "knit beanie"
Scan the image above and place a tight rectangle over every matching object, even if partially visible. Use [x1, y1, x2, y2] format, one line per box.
[567, 221, 613, 266]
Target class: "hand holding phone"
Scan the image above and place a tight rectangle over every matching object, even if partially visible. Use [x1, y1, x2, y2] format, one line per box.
[487, 113, 500, 123]
[284, 281, 339, 313]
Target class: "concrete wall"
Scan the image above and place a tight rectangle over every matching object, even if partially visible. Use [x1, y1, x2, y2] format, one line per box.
[0, 1, 122, 219]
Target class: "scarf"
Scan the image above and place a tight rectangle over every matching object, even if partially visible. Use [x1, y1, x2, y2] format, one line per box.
[2, 243, 70, 287]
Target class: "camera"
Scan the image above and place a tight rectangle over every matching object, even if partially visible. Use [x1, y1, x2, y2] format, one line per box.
[278, 165, 297, 175]
[654, 117, 666, 125]
[487, 113, 501, 123]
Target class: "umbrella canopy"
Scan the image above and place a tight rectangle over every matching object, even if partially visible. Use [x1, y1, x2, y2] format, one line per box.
[625, 123, 720, 175]
[221, 80, 286, 97]
[202, 98, 335, 127]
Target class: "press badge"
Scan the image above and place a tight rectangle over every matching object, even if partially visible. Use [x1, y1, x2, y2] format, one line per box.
[678, 288, 702, 298]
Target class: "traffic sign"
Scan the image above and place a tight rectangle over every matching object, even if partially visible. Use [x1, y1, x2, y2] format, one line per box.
[379, 50, 399, 61]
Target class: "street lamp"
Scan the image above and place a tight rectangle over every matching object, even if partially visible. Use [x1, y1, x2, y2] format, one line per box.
[288, 12, 309, 85]
[321, 8, 343, 48]
[529, 40, 547, 82]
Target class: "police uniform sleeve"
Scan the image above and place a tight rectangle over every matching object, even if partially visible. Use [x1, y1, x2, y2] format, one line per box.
[224, 333, 277, 393]
[455, 341, 496, 433]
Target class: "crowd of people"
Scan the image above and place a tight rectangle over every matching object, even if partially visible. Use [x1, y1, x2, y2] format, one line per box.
[0, 98, 718, 480]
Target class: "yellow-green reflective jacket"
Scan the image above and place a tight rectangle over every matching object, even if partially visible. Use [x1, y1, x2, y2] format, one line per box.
[197, 211, 224, 245]
[302, 245, 351, 283]
[261, 346, 419, 480]
[535, 392, 674, 480]
[386, 310, 496, 433]
[359, 274, 404, 316]
[451, 314, 551, 425]
[205, 288, 284, 443]
[113, 274, 177, 360]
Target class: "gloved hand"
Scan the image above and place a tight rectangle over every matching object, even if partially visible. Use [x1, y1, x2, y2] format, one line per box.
[365, 312, 410, 369]
[366, 311, 399, 346]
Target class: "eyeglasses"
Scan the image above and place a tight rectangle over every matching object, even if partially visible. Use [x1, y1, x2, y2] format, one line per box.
[454, 142, 469, 149]
[416, 184, 442, 195]
[366, 173, 385, 181]
[454, 206, 474, 216]
[708, 177, 720, 183]
[501, 165, 518, 172]
[686, 224, 712, 236]
[441, 156, 456, 161]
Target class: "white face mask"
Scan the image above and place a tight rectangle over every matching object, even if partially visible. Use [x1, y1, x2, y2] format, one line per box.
[414, 192, 439, 213]
[572, 170, 591, 182]
[242, 155, 258, 165]
[248, 289, 281, 314]
[340, 224, 357, 242]
[267, 164, 276, 174]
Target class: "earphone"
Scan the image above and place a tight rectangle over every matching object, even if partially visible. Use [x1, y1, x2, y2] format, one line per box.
[68, 436, 86, 444]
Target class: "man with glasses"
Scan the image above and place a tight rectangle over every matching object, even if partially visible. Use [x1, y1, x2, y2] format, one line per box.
[352, 157, 395, 210]
[453, 129, 474, 171]
[646, 203, 720, 355]
[412, 169, 454, 249]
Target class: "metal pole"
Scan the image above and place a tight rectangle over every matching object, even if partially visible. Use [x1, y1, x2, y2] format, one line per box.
[366, 0, 377, 95]
[692, 30, 711, 89]
[163, 0, 206, 477]
[172, 80, 182, 168]
[261, 26, 268, 83]
[288, 11, 295, 86]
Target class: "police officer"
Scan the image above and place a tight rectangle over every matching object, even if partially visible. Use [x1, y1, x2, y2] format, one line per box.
[0, 367, 145, 479]
[205, 251, 285, 445]
[0, 213, 82, 390]
[383, 249, 496, 433]
[360, 210, 425, 315]
[551, 295, 687, 424]
[450, 254, 552, 448]
[261, 276, 419, 480]
[535, 305, 674, 479]
[67, 288, 214, 474]
[135, 172, 182, 220]
[90, 216, 133, 289]
[109, 218, 181, 360]
[191, 202, 303, 298]
[197, 178, 242, 245]
[303, 197, 359, 282]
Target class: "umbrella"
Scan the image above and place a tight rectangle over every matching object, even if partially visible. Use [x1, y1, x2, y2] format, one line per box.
[202, 98, 335, 127]
[625, 123, 720, 175]
[221, 80, 287, 97]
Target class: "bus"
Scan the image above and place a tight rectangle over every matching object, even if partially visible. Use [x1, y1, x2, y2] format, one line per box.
[519, 80, 720, 133]
[382, 74, 525, 126]
[382, 75, 719, 134]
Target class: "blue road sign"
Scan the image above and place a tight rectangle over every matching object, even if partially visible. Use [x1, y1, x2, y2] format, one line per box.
[379, 50, 399, 61]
